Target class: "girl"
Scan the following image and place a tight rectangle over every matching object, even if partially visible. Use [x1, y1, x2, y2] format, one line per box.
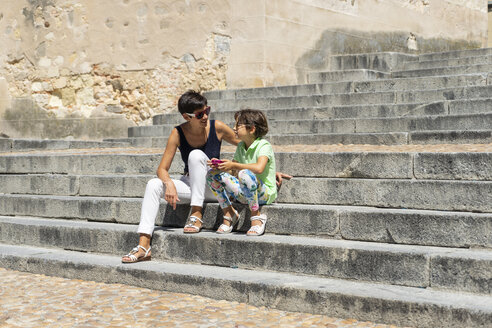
[206, 109, 277, 236]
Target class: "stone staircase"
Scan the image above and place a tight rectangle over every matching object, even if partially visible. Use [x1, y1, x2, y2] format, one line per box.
[108, 48, 492, 147]
[0, 48, 491, 327]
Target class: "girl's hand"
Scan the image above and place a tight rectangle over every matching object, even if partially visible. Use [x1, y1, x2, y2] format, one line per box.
[217, 159, 235, 172]
[164, 180, 180, 210]
[207, 158, 217, 168]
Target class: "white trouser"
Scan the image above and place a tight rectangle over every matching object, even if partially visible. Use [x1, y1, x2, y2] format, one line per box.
[137, 149, 216, 236]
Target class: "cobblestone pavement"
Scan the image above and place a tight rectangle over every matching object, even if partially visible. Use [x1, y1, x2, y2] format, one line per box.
[0, 268, 411, 328]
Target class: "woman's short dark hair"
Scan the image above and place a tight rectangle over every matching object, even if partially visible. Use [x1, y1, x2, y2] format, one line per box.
[178, 90, 207, 114]
[234, 109, 269, 138]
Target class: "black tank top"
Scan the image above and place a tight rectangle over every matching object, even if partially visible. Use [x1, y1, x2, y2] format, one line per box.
[176, 120, 221, 174]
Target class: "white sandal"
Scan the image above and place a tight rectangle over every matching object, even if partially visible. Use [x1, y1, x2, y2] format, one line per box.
[122, 245, 151, 263]
[184, 215, 203, 233]
[217, 208, 240, 234]
[247, 214, 267, 236]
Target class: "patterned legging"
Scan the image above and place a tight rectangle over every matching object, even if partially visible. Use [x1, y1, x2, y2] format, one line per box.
[206, 169, 270, 211]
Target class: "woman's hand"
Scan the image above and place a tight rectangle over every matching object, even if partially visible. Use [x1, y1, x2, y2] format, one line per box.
[163, 180, 180, 210]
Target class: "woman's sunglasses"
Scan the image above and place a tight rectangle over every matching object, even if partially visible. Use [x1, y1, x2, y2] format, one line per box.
[187, 106, 211, 119]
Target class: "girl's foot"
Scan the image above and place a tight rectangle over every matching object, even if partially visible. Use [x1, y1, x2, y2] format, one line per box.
[247, 214, 267, 236]
[217, 207, 240, 234]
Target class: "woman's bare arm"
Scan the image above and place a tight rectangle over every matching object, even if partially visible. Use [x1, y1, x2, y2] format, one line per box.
[156, 128, 180, 209]
[215, 120, 240, 146]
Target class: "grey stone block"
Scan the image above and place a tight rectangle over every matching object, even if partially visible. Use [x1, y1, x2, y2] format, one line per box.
[279, 178, 492, 212]
[0, 153, 175, 175]
[414, 153, 492, 181]
[0, 175, 79, 196]
[339, 207, 492, 248]
[352, 74, 486, 93]
[162, 232, 430, 287]
[449, 99, 492, 115]
[329, 52, 417, 72]
[275, 152, 413, 179]
[418, 48, 492, 62]
[153, 112, 184, 125]
[396, 87, 467, 103]
[315, 102, 446, 119]
[355, 113, 492, 133]
[431, 253, 492, 294]
[78, 175, 152, 197]
[0, 216, 137, 255]
[2, 244, 492, 328]
[465, 85, 492, 99]
[308, 69, 389, 83]
[392, 64, 492, 78]
[0, 138, 12, 151]
[128, 125, 175, 138]
[0, 195, 117, 222]
[409, 130, 492, 144]
[6, 139, 131, 151]
[267, 132, 408, 145]
[402, 55, 492, 70]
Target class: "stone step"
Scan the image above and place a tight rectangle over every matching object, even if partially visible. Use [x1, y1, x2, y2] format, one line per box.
[326, 52, 417, 72]
[407, 130, 492, 144]
[112, 128, 492, 146]
[206, 85, 492, 111]
[153, 102, 444, 125]
[1, 174, 490, 212]
[400, 55, 492, 71]
[152, 98, 491, 126]
[205, 73, 488, 101]
[0, 138, 131, 152]
[132, 112, 492, 137]
[1, 244, 491, 328]
[0, 197, 490, 248]
[392, 64, 492, 78]
[268, 130, 492, 146]
[2, 151, 490, 180]
[417, 48, 492, 62]
[0, 217, 490, 293]
[306, 69, 389, 83]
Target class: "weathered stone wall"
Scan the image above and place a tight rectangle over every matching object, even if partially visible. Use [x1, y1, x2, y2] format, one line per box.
[0, 0, 487, 139]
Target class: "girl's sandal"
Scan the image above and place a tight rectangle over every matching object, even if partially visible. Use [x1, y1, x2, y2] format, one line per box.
[217, 208, 240, 234]
[184, 216, 203, 233]
[122, 245, 151, 263]
[247, 214, 267, 236]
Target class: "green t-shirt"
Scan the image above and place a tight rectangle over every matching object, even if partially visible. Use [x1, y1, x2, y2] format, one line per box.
[233, 138, 277, 204]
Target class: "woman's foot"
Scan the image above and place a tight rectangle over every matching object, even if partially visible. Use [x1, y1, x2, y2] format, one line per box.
[184, 206, 203, 233]
[122, 245, 152, 263]
[184, 215, 203, 233]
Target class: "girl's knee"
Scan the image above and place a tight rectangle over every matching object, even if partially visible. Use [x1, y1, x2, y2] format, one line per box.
[238, 169, 256, 184]
[238, 169, 253, 179]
